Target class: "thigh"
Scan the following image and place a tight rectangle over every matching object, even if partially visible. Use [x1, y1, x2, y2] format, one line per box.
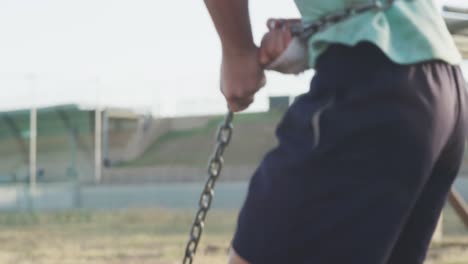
[232, 81, 437, 264]
[232, 107, 430, 263]
[387, 67, 468, 264]
[386, 132, 465, 264]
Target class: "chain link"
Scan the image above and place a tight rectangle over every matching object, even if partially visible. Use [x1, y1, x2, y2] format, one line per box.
[291, 0, 395, 39]
[182, 111, 234, 264]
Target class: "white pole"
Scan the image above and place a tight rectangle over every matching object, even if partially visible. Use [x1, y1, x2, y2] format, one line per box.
[94, 77, 102, 184]
[28, 74, 37, 192]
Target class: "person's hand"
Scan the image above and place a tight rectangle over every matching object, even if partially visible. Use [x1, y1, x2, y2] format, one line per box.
[259, 19, 301, 67]
[221, 48, 266, 112]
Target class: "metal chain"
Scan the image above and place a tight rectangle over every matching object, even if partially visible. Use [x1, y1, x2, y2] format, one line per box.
[291, 0, 396, 39]
[182, 111, 234, 264]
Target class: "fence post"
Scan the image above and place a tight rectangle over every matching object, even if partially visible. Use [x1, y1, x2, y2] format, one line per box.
[95, 108, 102, 183]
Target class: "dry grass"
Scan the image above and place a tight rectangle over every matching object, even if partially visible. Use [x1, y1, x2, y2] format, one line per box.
[0, 209, 235, 264]
[0, 208, 466, 264]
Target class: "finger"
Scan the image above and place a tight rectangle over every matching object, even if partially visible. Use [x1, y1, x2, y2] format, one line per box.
[267, 18, 284, 30]
[261, 30, 289, 66]
[260, 34, 279, 66]
[267, 18, 301, 30]
[273, 29, 285, 58]
[264, 32, 278, 62]
[228, 104, 246, 113]
[259, 34, 272, 66]
[267, 18, 277, 30]
[227, 101, 245, 113]
[228, 96, 254, 112]
[267, 18, 290, 31]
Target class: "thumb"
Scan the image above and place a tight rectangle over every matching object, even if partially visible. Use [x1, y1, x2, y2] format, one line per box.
[259, 46, 271, 66]
[258, 72, 267, 88]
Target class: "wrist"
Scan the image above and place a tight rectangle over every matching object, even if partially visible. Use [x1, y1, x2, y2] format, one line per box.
[222, 44, 258, 58]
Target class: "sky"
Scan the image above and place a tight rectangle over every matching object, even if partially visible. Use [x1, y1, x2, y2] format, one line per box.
[0, 0, 466, 116]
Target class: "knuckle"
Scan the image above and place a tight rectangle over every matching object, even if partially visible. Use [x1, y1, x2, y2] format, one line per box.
[235, 91, 248, 98]
[223, 87, 251, 100]
[228, 103, 240, 112]
[267, 19, 277, 30]
[222, 90, 238, 100]
[224, 93, 235, 100]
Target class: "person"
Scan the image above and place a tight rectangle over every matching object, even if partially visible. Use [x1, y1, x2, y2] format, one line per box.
[203, 0, 468, 263]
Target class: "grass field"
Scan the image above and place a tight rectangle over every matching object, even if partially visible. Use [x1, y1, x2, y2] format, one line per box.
[0, 207, 466, 264]
[0, 209, 235, 264]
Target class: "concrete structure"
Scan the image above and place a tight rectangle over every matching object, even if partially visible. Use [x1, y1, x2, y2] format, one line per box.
[443, 1, 468, 57]
[269, 96, 291, 112]
[104, 113, 212, 165]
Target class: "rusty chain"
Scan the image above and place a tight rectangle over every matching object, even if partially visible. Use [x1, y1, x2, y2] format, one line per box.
[182, 111, 234, 264]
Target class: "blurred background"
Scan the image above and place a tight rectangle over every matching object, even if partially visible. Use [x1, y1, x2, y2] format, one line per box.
[0, 0, 466, 263]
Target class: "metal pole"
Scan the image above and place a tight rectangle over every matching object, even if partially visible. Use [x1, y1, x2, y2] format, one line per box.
[94, 77, 102, 183]
[102, 110, 109, 166]
[28, 74, 37, 192]
[94, 108, 102, 183]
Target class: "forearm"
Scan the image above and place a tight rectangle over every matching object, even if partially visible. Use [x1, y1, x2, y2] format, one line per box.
[204, 0, 256, 55]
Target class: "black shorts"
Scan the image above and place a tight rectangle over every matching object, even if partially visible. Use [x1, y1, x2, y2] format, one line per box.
[232, 43, 468, 264]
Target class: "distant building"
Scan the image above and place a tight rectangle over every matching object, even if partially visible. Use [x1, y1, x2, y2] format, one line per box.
[269, 96, 292, 112]
[0, 104, 146, 184]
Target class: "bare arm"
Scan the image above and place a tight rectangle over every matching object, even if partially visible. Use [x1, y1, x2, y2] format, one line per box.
[204, 0, 255, 55]
[204, 0, 265, 112]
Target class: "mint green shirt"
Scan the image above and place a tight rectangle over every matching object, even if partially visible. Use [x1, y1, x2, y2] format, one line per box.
[294, 0, 463, 68]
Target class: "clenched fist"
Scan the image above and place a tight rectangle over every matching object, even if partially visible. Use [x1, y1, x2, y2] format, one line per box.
[259, 19, 302, 69]
[221, 48, 266, 112]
